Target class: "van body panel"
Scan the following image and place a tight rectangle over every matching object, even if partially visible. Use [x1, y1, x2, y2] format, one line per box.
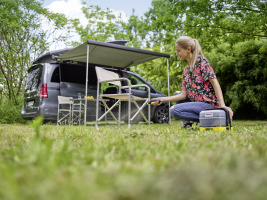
[59, 82, 98, 119]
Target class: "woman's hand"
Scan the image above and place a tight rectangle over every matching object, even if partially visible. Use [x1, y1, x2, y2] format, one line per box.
[223, 106, 234, 119]
[150, 98, 163, 105]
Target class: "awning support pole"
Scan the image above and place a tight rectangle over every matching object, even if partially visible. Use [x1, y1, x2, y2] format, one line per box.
[167, 58, 171, 125]
[84, 43, 89, 126]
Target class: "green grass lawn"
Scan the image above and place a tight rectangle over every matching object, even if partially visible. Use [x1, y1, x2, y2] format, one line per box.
[0, 120, 267, 200]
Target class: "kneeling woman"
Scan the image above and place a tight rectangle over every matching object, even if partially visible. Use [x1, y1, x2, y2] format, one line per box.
[153, 36, 233, 128]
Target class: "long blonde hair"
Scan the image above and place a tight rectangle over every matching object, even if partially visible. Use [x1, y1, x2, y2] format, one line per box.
[176, 36, 203, 71]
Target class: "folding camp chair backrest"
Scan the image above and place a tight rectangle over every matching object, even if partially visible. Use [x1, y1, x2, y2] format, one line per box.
[95, 66, 151, 129]
[57, 96, 73, 125]
[95, 67, 121, 87]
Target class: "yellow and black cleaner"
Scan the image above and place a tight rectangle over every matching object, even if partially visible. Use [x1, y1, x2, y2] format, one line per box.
[199, 107, 233, 131]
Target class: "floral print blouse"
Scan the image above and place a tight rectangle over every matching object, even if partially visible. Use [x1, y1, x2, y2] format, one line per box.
[182, 56, 220, 107]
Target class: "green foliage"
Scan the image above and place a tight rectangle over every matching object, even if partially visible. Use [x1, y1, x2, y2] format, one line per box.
[0, 0, 69, 104]
[132, 45, 187, 96]
[32, 116, 44, 137]
[138, 0, 267, 49]
[69, 3, 153, 48]
[0, 121, 267, 199]
[0, 97, 26, 124]
[206, 39, 267, 119]
[69, 3, 129, 46]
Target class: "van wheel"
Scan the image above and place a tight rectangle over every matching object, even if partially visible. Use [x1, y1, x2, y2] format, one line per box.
[152, 105, 169, 123]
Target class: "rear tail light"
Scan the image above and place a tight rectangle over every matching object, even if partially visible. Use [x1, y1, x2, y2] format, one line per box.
[40, 84, 48, 98]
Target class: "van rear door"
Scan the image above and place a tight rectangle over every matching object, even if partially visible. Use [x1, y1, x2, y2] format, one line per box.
[59, 64, 98, 121]
[23, 65, 43, 116]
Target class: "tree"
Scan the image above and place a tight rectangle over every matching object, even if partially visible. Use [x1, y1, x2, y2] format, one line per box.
[206, 40, 267, 119]
[0, 0, 69, 104]
[139, 0, 267, 49]
[69, 3, 129, 46]
[132, 45, 186, 96]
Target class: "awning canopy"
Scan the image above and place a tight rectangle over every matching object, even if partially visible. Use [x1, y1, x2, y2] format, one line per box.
[57, 39, 170, 68]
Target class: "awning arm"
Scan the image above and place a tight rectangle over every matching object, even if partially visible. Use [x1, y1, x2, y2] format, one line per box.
[167, 58, 171, 125]
[84, 43, 89, 126]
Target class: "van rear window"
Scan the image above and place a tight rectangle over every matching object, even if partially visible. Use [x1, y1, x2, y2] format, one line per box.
[60, 64, 97, 85]
[25, 65, 42, 91]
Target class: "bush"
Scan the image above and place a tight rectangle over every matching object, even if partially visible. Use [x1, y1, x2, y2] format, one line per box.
[206, 40, 267, 119]
[0, 96, 26, 124]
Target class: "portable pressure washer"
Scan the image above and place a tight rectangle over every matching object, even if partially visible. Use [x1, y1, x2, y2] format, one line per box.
[199, 107, 233, 131]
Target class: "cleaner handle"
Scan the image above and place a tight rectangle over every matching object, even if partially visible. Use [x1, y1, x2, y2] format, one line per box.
[206, 107, 232, 130]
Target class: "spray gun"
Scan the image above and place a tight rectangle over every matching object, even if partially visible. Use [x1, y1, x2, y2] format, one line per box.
[147, 99, 162, 105]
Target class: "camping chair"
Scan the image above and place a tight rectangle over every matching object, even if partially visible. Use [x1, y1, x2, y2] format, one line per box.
[71, 99, 85, 125]
[57, 96, 73, 126]
[95, 67, 151, 129]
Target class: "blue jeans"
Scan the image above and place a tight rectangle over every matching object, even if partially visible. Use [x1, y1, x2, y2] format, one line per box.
[170, 91, 213, 123]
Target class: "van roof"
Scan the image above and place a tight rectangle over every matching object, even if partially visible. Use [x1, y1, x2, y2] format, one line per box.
[33, 48, 74, 64]
[57, 39, 170, 69]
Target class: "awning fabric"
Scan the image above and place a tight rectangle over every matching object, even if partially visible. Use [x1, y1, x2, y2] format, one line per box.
[57, 39, 170, 68]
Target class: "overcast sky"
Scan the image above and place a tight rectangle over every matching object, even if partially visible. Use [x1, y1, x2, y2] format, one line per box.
[43, 0, 153, 22]
[42, 0, 153, 50]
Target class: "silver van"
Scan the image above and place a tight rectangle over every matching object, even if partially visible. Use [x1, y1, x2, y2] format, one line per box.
[21, 41, 170, 123]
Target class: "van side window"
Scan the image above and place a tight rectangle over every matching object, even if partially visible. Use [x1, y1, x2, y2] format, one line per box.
[25, 65, 42, 91]
[51, 67, 59, 83]
[126, 73, 147, 91]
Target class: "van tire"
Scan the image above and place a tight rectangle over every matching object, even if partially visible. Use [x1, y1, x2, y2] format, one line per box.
[152, 105, 169, 123]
